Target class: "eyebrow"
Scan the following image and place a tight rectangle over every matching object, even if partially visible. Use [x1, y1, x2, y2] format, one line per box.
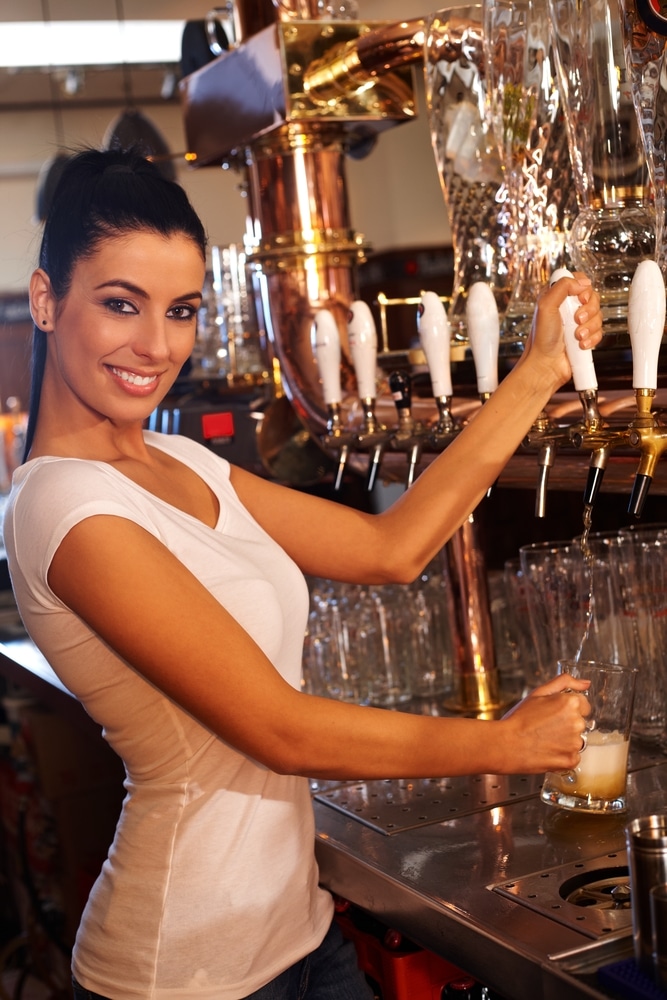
[94, 279, 203, 302]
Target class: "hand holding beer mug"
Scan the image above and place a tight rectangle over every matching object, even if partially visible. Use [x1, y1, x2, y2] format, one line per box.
[541, 660, 637, 814]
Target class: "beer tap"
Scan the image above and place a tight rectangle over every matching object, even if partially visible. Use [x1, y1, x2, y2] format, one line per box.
[626, 260, 667, 517]
[347, 301, 388, 492]
[466, 282, 500, 497]
[417, 291, 460, 447]
[388, 370, 425, 488]
[466, 282, 500, 403]
[525, 269, 604, 518]
[312, 309, 355, 491]
[549, 268, 612, 526]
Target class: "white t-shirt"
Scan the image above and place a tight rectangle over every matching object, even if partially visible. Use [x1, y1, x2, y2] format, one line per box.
[3, 432, 333, 999]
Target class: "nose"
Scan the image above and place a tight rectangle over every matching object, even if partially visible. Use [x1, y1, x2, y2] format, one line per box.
[132, 312, 171, 362]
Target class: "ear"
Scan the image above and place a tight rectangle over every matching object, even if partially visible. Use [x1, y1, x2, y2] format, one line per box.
[29, 268, 57, 332]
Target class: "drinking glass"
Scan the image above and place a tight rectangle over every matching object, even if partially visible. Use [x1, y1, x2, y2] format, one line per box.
[303, 584, 372, 703]
[406, 563, 456, 699]
[488, 564, 528, 698]
[193, 244, 268, 382]
[541, 659, 637, 813]
[605, 528, 667, 743]
[519, 539, 591, 685]
[424, 5, 516, 339]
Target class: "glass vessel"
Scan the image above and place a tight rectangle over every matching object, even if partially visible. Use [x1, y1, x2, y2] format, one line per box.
[483, 0, 577, 336]
[547, 0, 655, 327]
[424, 5, 516, 340]
[617, 0, 667, 272]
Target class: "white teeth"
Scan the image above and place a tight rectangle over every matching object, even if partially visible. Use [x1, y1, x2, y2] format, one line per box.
[111, 367, 157, 386]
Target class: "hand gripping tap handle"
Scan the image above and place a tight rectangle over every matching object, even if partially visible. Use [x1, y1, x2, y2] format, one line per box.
[465, 282, 500, 399]
[313, 308, 349, 491]
[550, 268, 602, 507]
[347, 300, 383, 491]
[550, 268, 598, 394]
[627, 259, 667, 517]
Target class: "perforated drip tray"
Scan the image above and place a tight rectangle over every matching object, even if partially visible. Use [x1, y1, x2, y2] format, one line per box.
[311, 773, 542, 834]
[489, 852, 633, 939]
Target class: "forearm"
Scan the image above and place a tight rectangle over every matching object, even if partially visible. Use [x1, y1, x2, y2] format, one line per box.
[270, 697, 504, 778]
[374, 354, 561, 578]
[253, 677, 589, 779]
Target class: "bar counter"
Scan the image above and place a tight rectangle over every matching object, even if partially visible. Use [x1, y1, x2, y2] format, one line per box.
[2, 634, 666, 1000]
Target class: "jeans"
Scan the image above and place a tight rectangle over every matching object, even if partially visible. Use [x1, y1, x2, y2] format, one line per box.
[71, 917, 374, 1000]
[243, 918, 374, 1000]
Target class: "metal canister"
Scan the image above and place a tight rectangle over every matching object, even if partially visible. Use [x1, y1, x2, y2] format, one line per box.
[626, 814, 667, 974]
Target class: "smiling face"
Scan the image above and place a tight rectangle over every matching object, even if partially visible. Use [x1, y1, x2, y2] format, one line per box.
[33, 229, 205, 437]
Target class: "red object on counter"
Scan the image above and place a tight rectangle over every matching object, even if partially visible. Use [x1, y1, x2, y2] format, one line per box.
[201, 411, 235, 441]
[335, 907, 473, 1000]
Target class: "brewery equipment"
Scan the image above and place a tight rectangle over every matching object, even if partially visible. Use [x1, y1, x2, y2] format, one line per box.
[178, 0, 667, 714]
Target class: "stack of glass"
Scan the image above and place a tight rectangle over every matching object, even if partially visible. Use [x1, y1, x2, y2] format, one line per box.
[302, 559, 456, 708]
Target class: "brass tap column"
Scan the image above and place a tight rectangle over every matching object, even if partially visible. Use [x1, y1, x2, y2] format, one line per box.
[181, 6, 504, 714]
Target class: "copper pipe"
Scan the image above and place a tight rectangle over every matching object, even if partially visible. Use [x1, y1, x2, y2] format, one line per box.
[303, 18, 426, 103]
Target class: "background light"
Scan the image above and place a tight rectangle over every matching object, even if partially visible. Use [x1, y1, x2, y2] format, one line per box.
[0, 21, 186, 69]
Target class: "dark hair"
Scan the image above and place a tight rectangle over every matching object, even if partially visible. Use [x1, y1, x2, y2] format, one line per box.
[25, 146, 207, 459]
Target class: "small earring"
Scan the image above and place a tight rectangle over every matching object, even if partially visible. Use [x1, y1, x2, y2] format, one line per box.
[41, 319, 47, 326]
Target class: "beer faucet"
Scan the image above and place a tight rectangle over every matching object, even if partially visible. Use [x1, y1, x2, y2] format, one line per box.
[417, 291, 460, 447]
[525, 268, 605, 518]
[347, 300, 388, 492]
[549, 268, 612, 526]
[388, 370, 425, 488]
[466, 282, 500, 497]
[312, 309, 355, 491]
[626, 260, 667, 517]
[465, 282, 500, 404]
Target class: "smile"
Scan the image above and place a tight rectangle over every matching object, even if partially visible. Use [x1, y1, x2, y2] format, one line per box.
[110, 367, 158, 386]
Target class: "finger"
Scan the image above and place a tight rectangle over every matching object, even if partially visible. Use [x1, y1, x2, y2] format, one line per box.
[531, 673, 590, 697]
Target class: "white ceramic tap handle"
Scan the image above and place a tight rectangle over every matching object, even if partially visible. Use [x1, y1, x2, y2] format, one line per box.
[418, 291, 453, 398]
[465, 282, 499, 394]
[347, 301, 378, 401]
[628, 259, 666, 391]
[313, 309, 342, 405]
[550, 267, 598, 392]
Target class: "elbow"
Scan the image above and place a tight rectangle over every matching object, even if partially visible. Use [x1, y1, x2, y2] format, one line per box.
[371, 547, 430, 587]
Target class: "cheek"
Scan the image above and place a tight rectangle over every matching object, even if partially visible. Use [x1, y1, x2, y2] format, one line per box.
[172, 326, 198, 362]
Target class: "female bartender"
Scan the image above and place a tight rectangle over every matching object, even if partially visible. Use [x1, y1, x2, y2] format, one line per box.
[3, 148, 597, 1000]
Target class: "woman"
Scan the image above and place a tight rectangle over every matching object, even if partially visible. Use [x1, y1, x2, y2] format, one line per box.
[3, 148, 598, 1000]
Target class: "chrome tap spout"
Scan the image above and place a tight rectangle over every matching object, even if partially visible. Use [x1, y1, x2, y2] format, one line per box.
[524, 414, 572, 518]
[388, 370, 426, 488]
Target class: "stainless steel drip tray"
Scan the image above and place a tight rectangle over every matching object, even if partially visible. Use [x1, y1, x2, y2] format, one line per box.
[311, 773, 542, 834]
[489, 851, 632, 940]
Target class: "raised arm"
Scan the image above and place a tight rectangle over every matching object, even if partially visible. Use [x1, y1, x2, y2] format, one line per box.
[231, 273, 601, 584]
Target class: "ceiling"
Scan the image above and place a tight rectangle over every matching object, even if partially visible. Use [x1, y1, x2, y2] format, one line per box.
[0, 1, 209, 110]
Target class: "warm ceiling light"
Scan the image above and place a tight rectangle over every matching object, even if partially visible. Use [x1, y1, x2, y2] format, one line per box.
[0, 21, 185, 69]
